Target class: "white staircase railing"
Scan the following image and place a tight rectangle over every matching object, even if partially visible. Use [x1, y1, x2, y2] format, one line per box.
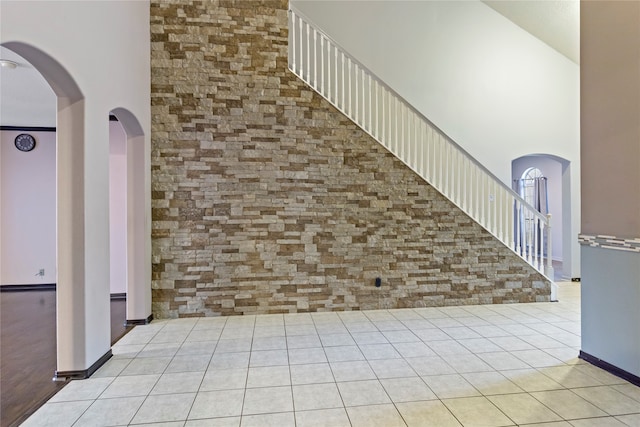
[288, 6, 555, 288]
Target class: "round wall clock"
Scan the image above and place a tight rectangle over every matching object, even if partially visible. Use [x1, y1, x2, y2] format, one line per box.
[14, 133, 36, 152]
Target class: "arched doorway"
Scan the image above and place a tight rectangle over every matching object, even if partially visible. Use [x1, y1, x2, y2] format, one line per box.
[1, 41, 113, 381]
[109, 108, 151, 326]
[512, 154, 575, 281]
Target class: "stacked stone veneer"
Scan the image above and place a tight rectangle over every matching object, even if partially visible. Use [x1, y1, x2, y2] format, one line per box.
[150, 0, 550, 318]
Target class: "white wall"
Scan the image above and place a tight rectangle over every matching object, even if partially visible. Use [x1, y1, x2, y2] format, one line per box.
[1, 130, 56, 284]
[1, 124, 128, 293]
[292, 0, 581, 278]
[1, 0, 151, 372]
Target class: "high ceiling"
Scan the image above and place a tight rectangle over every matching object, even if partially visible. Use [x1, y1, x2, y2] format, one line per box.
[0, 1, 579, 128]
[483, 0, 579, 65]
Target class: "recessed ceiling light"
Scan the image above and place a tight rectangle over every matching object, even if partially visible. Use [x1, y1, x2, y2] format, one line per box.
[0, 59, 18, 69]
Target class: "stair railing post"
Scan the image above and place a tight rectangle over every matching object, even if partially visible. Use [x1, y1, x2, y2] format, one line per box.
[545, 214, 554, 279]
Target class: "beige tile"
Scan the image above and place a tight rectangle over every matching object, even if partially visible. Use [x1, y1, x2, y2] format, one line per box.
[428, 340, 472, 356]
[252, 325, 285, 338]
[152, 371, 205, 394]
[165, 354, 212, 373]
[381, 330, 420, 343]
[406, 356, 456, 376]
[21, 401, 93, 427]
[330, 360, 376, 382]
[48, 378, 114, 402]
[373, 320, 408, 331]
[458, 338, 503, 354]
[138, 342, 181, 357]
[575, 364, 631, 386]
[210, 352, 250, 370]
[380, 377, 437, 402]
[131, 392, 196, 424]
[246, 365, 290, 388]
[290, 363, 335, 385]
[295, 408, 351, 427]
[91, 358, 132, 377]
[510, 349, 564, 368]
[286, 324, 318, 336]
[346, 404, 406, 427]
[337, 380, 390, 407]
[319, 333, 355, 347]
[543, 346, 582, 364]
[538, 365, 604, 388]
[359, 343, 401, 360]
[189, 389, 245, 419]
[240, 412, 295, 426]
[392, 341, 436, 358]
[616, 413, 640, 426]
[614, 384, 640, 403]
[242, 386, 293, 415]
[345, 321, 378, 333]
[530, 389, 607, 419]
[443, 396, 514, 427]
[186, 329, 222, 342]
[251, 336, 287, 351]
[120, 357, 172, 375]
[100, 374, 160, 398]
[396, 400, 462, 426]
[500, 368, 564, 392]
[186, 418, 240, 426]
[462, 372, 523, 395]
[72, 396, 145, 427]
[515, 423, 570, 427]
[292, 383, 343, 411]
[288, 347, 327, 365]
[351, 331, 389, 345]
[569, 417, 628, 426]
[488, 393, 561, 425]
[368, 358, 416, 379]
[249, 349, 289, 367]
[215, 339, 252, 353]
[488, 336, 535, 351]
[286, 334, 322, 349]
[178, 340, 218, 356]
[422, 374, 481, 399]
[445, 354, 494, 374]
[572, 386, 640, 416]
[200, 368, 247, 391]
[324, 345, 365, 362]
[478, 352, 530, 370]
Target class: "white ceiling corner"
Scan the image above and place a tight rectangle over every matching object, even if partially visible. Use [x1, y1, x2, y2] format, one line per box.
[482, 0, 580, 64]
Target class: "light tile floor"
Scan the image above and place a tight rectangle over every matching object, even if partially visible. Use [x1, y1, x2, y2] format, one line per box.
[22, 282, 640, 426]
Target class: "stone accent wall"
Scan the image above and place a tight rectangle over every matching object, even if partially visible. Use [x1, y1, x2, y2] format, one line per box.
[150, 0, 550, 318]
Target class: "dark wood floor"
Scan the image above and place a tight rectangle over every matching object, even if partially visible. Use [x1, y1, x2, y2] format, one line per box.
[0, 290, 130, 427]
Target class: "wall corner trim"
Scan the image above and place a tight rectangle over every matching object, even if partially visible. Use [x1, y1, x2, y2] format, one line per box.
[53, 350, 112, 382]
[579, 350, 640, 387]
[125, 314, 153, 326]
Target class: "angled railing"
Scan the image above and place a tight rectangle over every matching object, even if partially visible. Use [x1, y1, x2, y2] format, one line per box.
[288, 5, 555, 294]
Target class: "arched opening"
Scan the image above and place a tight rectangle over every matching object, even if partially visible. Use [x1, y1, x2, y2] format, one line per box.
[0, 42, 116, 379]
[0, 47, 60, 426]
[109, 108, 151, 326]
[512, 154, 574, 281]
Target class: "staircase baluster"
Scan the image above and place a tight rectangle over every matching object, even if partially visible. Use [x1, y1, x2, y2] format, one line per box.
[320, 34, 324, 96]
